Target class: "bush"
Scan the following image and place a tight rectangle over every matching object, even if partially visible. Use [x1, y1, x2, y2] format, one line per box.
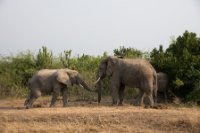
[0, 31, 199, 103]
[151, 31, 200, 102]
[0, 52, 35, 98]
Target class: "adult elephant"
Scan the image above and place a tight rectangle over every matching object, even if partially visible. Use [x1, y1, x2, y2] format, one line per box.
[157, 72, 168, 102]
[24, 68, 92, 108]
[95, 56, 157, 107]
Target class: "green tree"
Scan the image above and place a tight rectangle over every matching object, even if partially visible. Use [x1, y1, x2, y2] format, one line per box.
[150, 45, 169, 72]
[36, 46, 53, 69]
[151, 31, 200, 102]
[11, 52, 36, 86]
[0, 52, 36, 98]
[113, 46, 143, 58]
[60, 50, 72, 68]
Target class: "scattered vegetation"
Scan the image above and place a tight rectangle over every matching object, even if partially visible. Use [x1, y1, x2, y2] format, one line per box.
[0, 31, 199, 103]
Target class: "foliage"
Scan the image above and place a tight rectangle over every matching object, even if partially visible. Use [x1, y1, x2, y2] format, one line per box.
[36, 46, 53, 69]
[0, 31, 200, 103]
[0, 52, 35, 98]
[113, 46, 143, 58]
[150, 31, 200, 102]
[60, 50, 72, 68]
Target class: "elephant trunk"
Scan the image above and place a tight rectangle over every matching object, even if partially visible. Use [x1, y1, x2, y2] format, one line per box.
[78, 77, 92, 92]
[95, 75, 103, 103]
[96, 81, 102, 103]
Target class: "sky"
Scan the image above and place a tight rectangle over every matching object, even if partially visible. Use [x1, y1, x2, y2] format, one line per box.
[0, 0, 200, 56]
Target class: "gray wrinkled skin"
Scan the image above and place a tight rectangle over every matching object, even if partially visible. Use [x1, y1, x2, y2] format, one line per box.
[157, 72, 169, 102]
[95, 56, 157, 107]
[24, 68, 92, 109]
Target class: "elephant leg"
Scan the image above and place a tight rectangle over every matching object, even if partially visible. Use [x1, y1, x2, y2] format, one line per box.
[154, 89, 158, 104]
[110, 79, 120, 105]
[110, 75, 121, 105]
[164, 91, 168, 103]
[50, 92, 59, 107]
[118, 84, 125, 106]
[111, 88, 118, 105]
[139, 91, 145, 106]
[143, 81, 154, 107]
[26, 89, 41, 109]
[146, 92, 154, 108]
[62, 88, 68, 107]
[26, 97, 37, 109]
[134, 90, 145, 106]
[24, 92, 31, 106]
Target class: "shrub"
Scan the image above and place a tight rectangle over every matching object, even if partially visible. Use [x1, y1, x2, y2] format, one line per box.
[151, 31, 200, 102]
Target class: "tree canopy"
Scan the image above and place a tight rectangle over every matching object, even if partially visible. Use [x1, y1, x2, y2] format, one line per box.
[150, 31, 200, 101]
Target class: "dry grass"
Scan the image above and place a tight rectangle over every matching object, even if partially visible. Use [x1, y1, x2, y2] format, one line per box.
[0, 98, 200, 133]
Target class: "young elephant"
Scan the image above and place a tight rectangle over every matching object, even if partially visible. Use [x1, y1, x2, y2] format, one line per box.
[24, 68, 92, 108]
[95, 56, 157, 107]
[157, 72, 168, 102]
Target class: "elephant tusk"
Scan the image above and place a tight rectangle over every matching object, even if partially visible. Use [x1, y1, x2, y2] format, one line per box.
[79, 84, 84, 88]
[94, 77, 101, 85]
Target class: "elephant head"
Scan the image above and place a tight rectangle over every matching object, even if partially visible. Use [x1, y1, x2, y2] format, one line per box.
[95, 56, 118, 103]
[95, 56, 117, 81]
[56, 69, 92, 91]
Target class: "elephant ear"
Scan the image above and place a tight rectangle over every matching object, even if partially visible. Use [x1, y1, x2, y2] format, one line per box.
[56, 70, 72, 86]
[106, 56, 117, 76]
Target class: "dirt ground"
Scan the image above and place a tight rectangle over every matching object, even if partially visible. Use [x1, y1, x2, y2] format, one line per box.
[0, 97, 200, 133]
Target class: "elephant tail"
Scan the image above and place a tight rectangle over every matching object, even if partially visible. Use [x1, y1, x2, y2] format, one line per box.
[153, 72, 158, 102]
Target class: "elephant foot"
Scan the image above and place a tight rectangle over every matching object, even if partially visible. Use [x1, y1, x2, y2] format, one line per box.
[144, 104, 155, 109]
[49, 104, 56, 108]
[118, 103, 123, 106]
[63, 104, 68, 107]
[133, 100, 140, 106]
[111, 103, 117, 106]
[112, 100, 118, 106]
[26, 106, 30, 109]
[144, 105, 150, 109]
[133, 103, 140, 106]
[25, 104, 32, 109]
[164, 100, 168, 104]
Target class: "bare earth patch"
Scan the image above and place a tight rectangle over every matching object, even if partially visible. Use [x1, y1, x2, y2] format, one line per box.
[0, 98, 200, 133]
